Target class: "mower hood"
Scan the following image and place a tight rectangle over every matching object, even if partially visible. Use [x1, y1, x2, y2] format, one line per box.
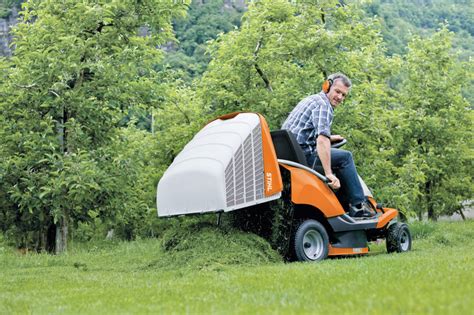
[157, 112, 282, 217]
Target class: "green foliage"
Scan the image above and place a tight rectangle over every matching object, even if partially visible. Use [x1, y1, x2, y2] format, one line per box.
[153, 82, 208, 167]
[91, 127, 160, 241]
[197, 0, 407, 217]
[334, 27, 474, 219]
[72, 80, 208, 242]
[0, 8, 9, 18]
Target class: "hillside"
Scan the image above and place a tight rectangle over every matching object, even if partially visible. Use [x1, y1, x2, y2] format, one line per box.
[161, 0, 473, 90]
[1, 0, 472, 62]
[364, 0, 474, 60]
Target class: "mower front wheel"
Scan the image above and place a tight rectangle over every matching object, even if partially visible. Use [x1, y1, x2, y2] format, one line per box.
[294, 219, 329, 262]
[386, 222, 412, 253]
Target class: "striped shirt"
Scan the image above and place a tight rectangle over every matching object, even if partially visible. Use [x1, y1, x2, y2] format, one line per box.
[282, 91, 333, 156]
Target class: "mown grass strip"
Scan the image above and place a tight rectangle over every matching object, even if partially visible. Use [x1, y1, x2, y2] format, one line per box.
[0, 221, 473, 314]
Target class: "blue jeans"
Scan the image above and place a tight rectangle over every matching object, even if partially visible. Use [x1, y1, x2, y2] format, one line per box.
[305, 149, 365, 210]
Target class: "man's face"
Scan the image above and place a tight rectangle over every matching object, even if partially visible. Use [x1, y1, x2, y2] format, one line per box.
[327, 79, 349, 108]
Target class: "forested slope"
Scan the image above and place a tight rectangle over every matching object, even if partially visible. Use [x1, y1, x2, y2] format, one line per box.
[364, 0, 473, 59]
[162, 0, 473, 79]
[2, 0, 472, 64]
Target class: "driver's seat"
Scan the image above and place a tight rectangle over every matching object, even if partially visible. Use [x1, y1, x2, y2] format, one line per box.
[270, 130, 309, 167]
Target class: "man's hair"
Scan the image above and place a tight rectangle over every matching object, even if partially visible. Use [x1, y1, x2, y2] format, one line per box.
[328, 72, 352, 89]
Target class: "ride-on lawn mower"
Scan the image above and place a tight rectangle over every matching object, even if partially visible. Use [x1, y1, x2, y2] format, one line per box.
[157, 112, 412, 262]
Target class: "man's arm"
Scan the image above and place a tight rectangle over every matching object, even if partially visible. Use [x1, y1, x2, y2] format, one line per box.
[317, 135, 340, 190]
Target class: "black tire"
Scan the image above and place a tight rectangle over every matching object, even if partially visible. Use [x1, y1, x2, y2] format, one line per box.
[386, 222, 412, 253]
[294, 219, 329, 262]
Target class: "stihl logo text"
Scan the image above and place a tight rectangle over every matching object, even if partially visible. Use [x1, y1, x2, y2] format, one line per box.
[266, 172, 273, 191]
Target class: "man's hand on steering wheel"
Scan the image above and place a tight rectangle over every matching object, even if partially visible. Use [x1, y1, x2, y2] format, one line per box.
[330, 135, 345, 143]
[326, 173, 341, 190]
[330, 135, 347, 149]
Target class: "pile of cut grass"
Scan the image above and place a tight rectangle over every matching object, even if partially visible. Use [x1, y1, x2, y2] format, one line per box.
[151, 220, 282, 270]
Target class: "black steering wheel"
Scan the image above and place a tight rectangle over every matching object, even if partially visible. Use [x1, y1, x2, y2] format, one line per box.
[331, 138, 347, 149]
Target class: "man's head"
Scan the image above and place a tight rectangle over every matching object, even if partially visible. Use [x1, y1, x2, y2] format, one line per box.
[324, 73, 351, 108]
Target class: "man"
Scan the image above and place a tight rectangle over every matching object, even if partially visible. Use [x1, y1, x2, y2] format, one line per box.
[282, 72, 375, 218]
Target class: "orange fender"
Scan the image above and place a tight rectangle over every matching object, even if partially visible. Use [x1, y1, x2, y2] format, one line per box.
[280, 164, 346, 218]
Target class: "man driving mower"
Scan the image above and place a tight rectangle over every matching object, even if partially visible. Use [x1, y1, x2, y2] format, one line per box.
[282, 72, 375, 218]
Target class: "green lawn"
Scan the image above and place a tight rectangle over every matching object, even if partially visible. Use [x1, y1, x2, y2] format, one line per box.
[1, 220, 473, 314]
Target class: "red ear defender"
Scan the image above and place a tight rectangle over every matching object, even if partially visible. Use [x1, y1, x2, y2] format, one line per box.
[322, 79, 333, 93]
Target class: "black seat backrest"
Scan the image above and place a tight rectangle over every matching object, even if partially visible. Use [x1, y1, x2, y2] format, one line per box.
[270, 129, 309, 167]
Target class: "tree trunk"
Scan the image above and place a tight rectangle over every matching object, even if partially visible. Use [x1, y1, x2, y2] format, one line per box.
[426, 181, 437, 221]
[427, 206, 436, 221]
[416, 193, 424, 221]
[36, 226, 47, 252]
[151, 110, 154, 135]
[254, 37, 273, 92]
[52, 101, 70, 254]
[46, 222, 56, 253]
[55, 216, 68, 254]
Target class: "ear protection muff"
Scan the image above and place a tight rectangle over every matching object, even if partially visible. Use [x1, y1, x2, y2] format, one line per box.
[322, 78, 333, 93]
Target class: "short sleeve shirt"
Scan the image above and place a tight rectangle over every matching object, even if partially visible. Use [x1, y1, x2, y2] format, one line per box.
[281, 92, 334, 156]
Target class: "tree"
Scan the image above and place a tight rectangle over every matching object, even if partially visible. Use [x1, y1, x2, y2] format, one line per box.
[391, 27, 473, 220]
[199, 0, 393, 127]
[0, 0, 188, 252]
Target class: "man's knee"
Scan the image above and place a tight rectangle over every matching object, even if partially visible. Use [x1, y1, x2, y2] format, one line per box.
[345, 151, 354, 164]
[333, 149, 353, 159]
[332, 149, 354, 167]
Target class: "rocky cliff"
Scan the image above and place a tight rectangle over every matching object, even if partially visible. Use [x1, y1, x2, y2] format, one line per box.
[0, 6, 18, 57]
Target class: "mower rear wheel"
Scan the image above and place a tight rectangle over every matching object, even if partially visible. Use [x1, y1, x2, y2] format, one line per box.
[294, 219, 329, 262]
[386, 222, 412, 253]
